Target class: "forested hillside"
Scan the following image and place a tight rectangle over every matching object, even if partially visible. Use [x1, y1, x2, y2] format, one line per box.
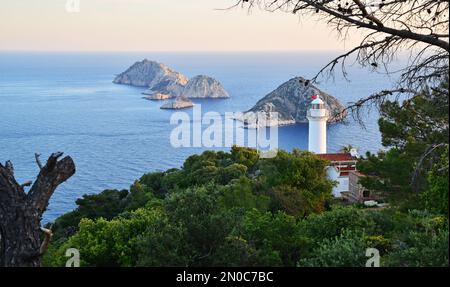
[44, 82, 449, 267]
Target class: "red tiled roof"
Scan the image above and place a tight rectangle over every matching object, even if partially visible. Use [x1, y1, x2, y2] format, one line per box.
[318, 153, 357, 162]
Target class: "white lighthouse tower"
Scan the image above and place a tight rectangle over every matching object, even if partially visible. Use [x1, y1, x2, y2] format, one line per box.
[307, 95, 329, 154]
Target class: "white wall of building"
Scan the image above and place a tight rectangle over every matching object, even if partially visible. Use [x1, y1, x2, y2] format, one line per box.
[325, 166, 350, 197]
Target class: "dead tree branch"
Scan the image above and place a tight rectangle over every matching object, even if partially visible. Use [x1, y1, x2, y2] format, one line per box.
[35, 153, 43, 170]
[39, 226, 53, 256]
[0, 153, 75, 267]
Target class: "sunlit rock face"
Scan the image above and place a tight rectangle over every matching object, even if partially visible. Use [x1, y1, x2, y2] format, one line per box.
[113, 59, 188, 98]
[180, 75, 229, 99]
[236, 77, 346, 127]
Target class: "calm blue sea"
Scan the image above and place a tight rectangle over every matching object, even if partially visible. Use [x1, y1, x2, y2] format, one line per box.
[0, 52, 392, 222]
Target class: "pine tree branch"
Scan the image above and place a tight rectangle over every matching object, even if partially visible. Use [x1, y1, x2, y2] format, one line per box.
[27, 153, 76, 216]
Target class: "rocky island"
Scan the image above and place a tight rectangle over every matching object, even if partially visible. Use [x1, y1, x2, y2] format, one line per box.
[113, 59, 229, 107]
[180, 75, 229, 98]
[114, 59, 188, 98]
[142, 93, 172, 101]
[160, 96, 194, 110]
[236, 77, 346, 127]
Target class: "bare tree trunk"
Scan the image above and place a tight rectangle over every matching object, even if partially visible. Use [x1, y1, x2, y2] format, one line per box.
[0, 153, 75, 267]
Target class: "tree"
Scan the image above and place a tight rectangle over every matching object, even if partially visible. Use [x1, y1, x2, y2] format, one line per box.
[234, 0, 449, 121]
[358, 81, 449, 207]
[257, 149, 333, 215]
[298, 205, 371, 243]
[219, 177, 270, 212]
[0, 152, 75, 267]
[423, 147, 449, 216]
[164, 185, 241, 266]
[230, 209, 309, 266]
[385, 229, 449, 267]
[50, 188, 131, 242]
[298, 229, 368, 267]
[340, 144, 355, 153]
[46, 208, 186, 267]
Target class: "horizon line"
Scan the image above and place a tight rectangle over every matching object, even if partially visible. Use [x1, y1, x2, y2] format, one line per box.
[0, 49, 347, 54]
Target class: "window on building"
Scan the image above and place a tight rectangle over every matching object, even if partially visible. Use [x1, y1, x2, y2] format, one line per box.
[312, 103, 324, 109]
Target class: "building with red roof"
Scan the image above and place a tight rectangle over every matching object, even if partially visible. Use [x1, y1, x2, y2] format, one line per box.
[317, 150, 359, 198]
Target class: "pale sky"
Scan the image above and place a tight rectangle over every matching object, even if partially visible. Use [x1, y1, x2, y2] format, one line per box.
[0, 0, 362, 52]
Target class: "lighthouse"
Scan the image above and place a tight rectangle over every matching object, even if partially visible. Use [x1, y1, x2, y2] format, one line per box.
[307, 95, 329, 154]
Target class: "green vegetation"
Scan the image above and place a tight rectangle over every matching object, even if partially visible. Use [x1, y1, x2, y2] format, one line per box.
[43, 148, 448, 267]
[43, 83, 449, 267]
[358, 80, 449, 211]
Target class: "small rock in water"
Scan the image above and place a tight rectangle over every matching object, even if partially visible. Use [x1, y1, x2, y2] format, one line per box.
[142, 93, 172, 101]
[160, 96, 194, 110]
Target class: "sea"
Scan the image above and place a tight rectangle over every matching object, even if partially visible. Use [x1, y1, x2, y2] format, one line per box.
[0, 52, 395, 222]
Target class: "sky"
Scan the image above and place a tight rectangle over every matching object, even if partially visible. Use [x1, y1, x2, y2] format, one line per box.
[0, 0, 362, 52]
